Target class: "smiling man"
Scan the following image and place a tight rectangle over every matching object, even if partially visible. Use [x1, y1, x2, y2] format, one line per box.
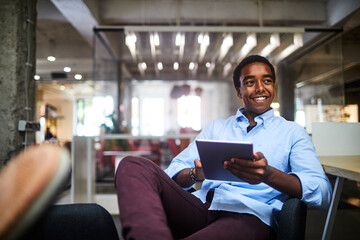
[115, 55, 332, 240]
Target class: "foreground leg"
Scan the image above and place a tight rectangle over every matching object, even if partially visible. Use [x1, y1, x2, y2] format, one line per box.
[115, 156, 209, 240]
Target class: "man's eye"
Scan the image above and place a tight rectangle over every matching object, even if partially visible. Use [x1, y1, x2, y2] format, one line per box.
[264, 79, 273, 84]
[244, 80, 254, 86]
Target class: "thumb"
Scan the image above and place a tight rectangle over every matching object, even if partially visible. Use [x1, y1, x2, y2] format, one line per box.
[194, 159, 202, 168]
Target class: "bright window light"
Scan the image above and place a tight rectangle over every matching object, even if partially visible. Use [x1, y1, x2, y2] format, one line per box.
[34, 75, 40, 80]
[131, 97, 139, 136]
[177, 96, 201, 131]
[141, 98, 164, 136]
[295, 110, 306, 128]
[76, 96, 114, 136]
[47, 56, 56, 61]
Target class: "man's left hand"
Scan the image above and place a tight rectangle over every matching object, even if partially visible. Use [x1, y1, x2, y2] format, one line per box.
[223, 152, 271, 184]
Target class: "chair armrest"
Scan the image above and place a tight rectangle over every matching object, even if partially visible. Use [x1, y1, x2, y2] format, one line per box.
[277, 198, 307, 240]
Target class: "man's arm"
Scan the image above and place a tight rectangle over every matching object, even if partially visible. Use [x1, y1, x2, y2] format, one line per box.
[224, 152, 302, 198]
[173, 159, 205, 188]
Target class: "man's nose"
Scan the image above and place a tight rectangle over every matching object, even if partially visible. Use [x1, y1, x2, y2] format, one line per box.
[255, 80, 265, 93]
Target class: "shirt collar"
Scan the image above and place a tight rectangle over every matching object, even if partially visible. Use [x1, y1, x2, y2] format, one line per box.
[236, 108, 275, 129]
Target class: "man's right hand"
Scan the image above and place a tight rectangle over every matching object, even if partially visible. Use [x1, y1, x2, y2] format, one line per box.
[193, 159, 205, 181]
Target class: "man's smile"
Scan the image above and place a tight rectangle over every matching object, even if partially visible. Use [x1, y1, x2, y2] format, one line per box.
[252, 96, 268, 102]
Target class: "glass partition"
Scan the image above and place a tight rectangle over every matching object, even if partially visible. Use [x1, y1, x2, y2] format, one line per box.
[291, 36, 346, 133]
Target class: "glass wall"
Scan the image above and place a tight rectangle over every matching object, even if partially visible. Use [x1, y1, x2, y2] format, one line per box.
[290, 35, 350, 133]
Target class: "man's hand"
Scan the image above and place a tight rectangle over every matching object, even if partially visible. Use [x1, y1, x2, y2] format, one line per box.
[193, 159, 205, 181]
[223, 152, 302, 198]
[223, 152, 271, 184]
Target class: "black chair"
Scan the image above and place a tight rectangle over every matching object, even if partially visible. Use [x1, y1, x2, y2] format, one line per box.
[277, 198, 307, 240]
[18, 204, 120, 240]
[17, 198, 306, 240]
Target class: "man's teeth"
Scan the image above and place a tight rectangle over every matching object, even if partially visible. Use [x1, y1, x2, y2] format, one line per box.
[254, 97, 266, 101]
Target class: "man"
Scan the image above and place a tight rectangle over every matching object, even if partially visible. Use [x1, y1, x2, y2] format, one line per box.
[115, 55, 332, 240]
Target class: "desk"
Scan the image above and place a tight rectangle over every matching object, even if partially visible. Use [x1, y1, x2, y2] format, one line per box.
[103, 151, 152, 173]
[319, 155, 360, 240]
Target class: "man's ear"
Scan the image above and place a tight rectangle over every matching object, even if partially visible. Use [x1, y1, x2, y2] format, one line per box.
[236, 88, 243, 99]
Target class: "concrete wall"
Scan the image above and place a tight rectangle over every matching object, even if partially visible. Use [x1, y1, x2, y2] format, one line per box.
[0, 0, 37, 167]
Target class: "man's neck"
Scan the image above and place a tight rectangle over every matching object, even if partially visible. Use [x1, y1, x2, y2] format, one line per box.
[243, 107, 271, 126]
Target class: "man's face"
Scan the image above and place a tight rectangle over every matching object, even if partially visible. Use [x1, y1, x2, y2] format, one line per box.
[236, 62, 275, 118]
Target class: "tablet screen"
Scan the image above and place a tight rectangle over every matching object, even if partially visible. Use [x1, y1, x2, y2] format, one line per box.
[195, 139, 253, 182]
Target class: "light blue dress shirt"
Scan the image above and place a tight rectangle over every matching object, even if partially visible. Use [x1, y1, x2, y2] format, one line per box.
[165, 108, 332, 229]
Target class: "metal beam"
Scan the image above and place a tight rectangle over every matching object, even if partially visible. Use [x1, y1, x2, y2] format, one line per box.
[51, 0, 98, 46]
[96, 25, 305, 33]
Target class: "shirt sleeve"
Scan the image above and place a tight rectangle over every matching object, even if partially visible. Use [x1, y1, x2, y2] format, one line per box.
[288, 125, 332, 210]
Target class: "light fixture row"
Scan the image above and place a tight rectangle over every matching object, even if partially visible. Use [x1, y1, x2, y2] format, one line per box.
[36, 56, 82, 81]
[137, 61, 219, 72]
[34, 73, 83, 81]
[127, 31, 303, 77]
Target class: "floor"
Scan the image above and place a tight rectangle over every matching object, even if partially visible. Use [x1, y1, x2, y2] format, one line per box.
[54, 178, 360, 240]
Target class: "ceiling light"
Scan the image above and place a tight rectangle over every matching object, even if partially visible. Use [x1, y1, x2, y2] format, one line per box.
[273, 33, 303, 62]
[175, 32, 185, 61]
[74, 74, 82, 80]
[125, 32, 137, 61]
[175, 32, 185, 46]
[47, 56, 56, 62]
[238, 33, 257, 60]
[260, 33, 280, 57]
[189, 62, 195, 71]
[207, 62, 215, 76]
[223, 62, 232, 77]
[150, 32, 160, 46]
[150, 32, 160, 60]
[138, 62, 147, 76]
[198, 33, 210, 62]
[205, 62, 211, 68]
[34, 75, 40, 80]
[218, 33, 233, 61]
[157, 62, 163, 70]
[173, 62, 179, 70]
[63, 67, 71, 72]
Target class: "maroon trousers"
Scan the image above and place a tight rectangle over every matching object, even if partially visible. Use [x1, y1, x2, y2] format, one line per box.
[115, 156, 274, 240]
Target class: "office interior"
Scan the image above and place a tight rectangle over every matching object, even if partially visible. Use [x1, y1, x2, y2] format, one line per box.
[0, 0, 359, 239]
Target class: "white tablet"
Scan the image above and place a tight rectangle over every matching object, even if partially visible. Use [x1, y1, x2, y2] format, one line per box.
[195, 139, 253, 182]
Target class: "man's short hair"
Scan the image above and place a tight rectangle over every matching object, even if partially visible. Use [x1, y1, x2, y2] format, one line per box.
[233, 55, 276, 89]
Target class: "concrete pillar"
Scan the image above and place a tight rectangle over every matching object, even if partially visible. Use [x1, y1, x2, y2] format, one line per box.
[0, 0, 37, 168]
[277, 62, 295, 121]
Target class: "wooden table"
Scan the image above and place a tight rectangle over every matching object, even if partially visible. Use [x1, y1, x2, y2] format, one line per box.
[319, 155, 360, 240]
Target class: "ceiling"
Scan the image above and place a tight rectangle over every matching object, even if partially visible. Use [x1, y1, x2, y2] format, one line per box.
[35, 0, 360, 96]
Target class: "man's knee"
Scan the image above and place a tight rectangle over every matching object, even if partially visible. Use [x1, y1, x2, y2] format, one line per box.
[115, 156, 158, 183]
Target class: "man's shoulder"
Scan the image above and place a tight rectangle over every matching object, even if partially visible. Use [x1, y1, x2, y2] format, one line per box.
[271, 116, 307, 134]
